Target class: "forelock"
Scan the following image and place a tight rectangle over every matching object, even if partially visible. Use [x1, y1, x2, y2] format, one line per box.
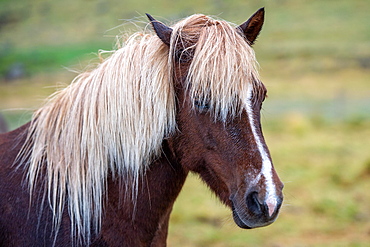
[170, 14, 262, 121]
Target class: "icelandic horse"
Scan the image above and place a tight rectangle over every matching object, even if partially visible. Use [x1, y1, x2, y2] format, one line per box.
[0, 8, 284, 246]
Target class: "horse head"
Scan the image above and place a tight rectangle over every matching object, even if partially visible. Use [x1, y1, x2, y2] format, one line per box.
[148, 8, 284, 229]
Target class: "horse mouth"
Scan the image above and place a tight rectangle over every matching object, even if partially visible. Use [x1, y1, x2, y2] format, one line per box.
[232, 207, 252, 229]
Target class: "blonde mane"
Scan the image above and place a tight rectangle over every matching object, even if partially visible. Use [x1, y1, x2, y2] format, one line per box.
[19, 14, 261, 245]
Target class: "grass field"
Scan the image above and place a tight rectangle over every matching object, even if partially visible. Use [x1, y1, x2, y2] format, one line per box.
[1, 0, 370, 246]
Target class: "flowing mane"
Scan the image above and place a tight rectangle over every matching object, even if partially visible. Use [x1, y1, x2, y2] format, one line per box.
[19, 33, 176, 244]
[18, 14, 261, 244]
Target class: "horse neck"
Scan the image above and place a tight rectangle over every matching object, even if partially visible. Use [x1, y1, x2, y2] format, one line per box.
[2, 123, 188, 245]
[99, 139, 188, 245]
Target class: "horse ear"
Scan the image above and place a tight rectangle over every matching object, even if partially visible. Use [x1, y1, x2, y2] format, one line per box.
[238, 8, 265, 45]
[146, 13, 172, 46]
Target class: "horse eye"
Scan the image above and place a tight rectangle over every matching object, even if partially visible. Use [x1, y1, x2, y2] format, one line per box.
[194, 100, 210, 111]
[175, 48, 192, 63]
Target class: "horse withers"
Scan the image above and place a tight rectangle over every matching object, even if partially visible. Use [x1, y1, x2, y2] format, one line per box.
[0, 8, 283, 246]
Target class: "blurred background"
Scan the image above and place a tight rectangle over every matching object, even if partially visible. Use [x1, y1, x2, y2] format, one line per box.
[1, 0, 369, 246]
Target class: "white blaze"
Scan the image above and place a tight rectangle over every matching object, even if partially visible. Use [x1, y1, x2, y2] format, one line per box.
[244, 85, 277, 216]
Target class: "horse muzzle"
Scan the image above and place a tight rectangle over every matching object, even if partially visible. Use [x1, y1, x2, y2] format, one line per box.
[230, 189, 283, 229]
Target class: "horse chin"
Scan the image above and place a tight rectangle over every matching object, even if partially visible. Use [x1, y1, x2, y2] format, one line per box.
[232, 209, 252, 229]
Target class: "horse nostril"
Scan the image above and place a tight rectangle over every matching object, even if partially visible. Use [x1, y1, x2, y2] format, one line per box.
[246, 191, 283, 220]
[246, 191, 263, 215]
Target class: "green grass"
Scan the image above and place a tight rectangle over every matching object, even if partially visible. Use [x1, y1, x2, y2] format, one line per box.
[0, 43, 109, 77]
